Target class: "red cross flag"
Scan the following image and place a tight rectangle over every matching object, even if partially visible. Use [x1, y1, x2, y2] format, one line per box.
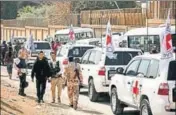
[69, 24, 75, 41]
[161, 8, 173, 59]
[106, 20, 114, 59]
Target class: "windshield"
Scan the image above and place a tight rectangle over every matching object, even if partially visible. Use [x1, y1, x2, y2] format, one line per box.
[55, 32, 93, 43]
[168, 61, 176, 80]
[105, 51, 141, 65]
[68, 47, 94, 57]
[34, 43, 51, 50]
[128, 35, 160, 52]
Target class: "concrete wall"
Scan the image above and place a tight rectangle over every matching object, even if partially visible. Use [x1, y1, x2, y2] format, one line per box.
[1, 25, 66, 41]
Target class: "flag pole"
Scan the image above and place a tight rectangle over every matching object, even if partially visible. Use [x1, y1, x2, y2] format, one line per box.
[146, 0, 149, 53]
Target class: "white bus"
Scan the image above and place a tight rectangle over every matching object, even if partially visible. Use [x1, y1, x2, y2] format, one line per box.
[54, 27, 95, 44]
[121, 26, 176, 53]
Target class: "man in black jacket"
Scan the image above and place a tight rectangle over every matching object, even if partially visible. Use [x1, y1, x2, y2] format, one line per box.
[31, 51, 50, 103]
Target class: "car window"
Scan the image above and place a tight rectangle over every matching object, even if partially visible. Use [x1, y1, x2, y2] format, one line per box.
[125, 60, 140, 76]
[81, 51, 90, 64]
[105, 51, 140, 65]
[68, 47, 94, 57]
[146, 60, 159, 78]
[167, 60, 176, 80]
[94, 51, 102, 64]
[88, 51, 96, 64]
[137, 59, 150, 76]
[34, 43, 51, 49]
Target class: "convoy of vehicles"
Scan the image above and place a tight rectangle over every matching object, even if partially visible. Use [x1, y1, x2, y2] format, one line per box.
[109, 54, 176, 115]
[8, 26, 176, 115]
[80, 47, 143, 102]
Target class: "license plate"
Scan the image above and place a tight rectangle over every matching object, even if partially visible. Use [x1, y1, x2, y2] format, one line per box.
[173, 88, 176, 102]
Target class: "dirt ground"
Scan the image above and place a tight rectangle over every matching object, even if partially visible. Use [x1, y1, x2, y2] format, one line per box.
[1, 80, 38, 115]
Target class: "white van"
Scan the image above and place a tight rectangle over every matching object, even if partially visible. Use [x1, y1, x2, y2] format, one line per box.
[121, 26, 176, 53]
[55, 27, 95, 44]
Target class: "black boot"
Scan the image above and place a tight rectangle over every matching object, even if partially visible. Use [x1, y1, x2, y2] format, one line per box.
[20, 88, 26, 96]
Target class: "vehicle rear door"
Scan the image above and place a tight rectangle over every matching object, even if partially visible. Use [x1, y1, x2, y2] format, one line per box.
[80, 50, 91, 87]
[167, 60, 176, 111]
[87, 50, 103, 86]
[105, 51, 141, 86]
[105, 52, 124, 86]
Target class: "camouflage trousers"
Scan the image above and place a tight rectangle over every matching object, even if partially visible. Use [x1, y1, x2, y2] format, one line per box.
[67, 82, 79, 106]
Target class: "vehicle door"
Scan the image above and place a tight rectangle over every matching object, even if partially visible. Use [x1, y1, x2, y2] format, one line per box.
[167, 60, 176, 111]
[80, 50, 91, 87]
[87, 50, 102, 86]
[138, 59, 160, 107]
[122, 59, 141, 105]
[132, 59, 151, 106]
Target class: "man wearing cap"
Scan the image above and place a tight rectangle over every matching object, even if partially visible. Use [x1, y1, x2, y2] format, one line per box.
[64, 56, 83, 110]
[31, 51, 51, 103]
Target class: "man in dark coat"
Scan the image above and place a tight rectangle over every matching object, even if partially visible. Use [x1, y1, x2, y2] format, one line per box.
[31, 51, 51, 103]
[1, 41, 8, 65]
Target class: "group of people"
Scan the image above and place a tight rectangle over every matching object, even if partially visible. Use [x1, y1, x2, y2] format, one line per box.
[14, 49, 82, 110]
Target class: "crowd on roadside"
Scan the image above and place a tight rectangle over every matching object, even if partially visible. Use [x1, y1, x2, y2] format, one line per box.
[1, 40, 82, 110]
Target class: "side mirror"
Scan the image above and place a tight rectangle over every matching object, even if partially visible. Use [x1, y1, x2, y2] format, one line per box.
[137, 73, 144, 78]
[116, 67, 124, 74]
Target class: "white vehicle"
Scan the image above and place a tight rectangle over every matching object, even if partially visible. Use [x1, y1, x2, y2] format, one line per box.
[80, 47, 142, 102]
[121, 26, 176, 53]
[75, 38, 101, 46]
[109, 54, 176, 115]
[25, 41, 51, 76]
[56, 43, 95, 72]
[54, 27, 94, 44]
[8, 36, 27, 45]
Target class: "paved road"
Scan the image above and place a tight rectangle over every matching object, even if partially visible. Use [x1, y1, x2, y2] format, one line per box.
[1, 66, 139, 115]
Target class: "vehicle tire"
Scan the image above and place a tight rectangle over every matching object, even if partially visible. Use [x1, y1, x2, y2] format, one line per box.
[140, 99, 153, 115]
[110, 87, 124, 115]
[88, 79, 99, 102]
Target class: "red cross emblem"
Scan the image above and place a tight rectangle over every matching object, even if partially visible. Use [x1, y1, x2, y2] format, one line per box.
[132, 81, 139, 95]
[165, 33, 172, 50]
[106, 35, 112, 45]
[69, 30, 74, 40]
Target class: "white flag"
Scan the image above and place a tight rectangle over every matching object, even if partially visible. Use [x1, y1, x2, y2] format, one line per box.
[106, 20, 114, 59]
[161, 8, 173, 59]
[26, 34, 35, 52]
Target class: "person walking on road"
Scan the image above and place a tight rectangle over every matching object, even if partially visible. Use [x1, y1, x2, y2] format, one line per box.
[64, 56, 82, 110]
[4, 46, 14, 79]
[48, 51, 62, 103]
[31, 51, 50, 103]
[1, 41, 8, 65]
[14, 48, 28, 96]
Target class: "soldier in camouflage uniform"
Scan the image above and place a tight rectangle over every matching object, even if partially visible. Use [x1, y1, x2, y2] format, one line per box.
[64, 57, 82, 110]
